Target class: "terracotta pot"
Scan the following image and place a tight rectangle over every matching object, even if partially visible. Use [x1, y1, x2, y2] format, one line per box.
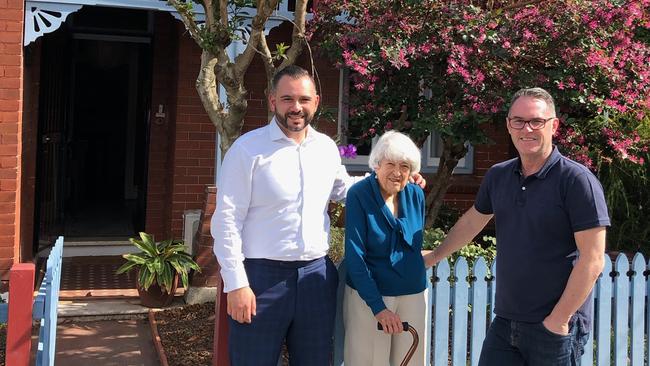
[136, 272, 179, 308]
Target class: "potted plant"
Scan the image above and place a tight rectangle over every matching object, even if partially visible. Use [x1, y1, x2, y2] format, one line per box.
[116, 232, 201, 307]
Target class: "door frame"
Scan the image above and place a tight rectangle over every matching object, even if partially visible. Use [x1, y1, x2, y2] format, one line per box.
[34, 28, 154, 254]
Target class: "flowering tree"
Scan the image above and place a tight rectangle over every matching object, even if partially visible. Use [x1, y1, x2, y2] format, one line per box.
[310, 0, 650, 227]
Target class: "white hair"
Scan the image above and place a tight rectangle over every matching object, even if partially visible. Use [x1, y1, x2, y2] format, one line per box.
[368, 130, 421, 174]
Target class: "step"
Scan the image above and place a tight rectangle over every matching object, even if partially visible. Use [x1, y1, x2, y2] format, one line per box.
[63, 239, 140, 257]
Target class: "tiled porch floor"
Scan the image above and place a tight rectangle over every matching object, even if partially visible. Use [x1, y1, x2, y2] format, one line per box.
[60, 256, 138, 298]
[60, 256, 186, 300]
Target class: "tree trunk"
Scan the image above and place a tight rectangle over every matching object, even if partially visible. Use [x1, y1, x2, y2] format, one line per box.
[424, 138, 468, 228]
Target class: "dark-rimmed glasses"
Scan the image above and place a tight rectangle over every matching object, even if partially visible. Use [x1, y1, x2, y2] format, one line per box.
[507, 117, 555, 130]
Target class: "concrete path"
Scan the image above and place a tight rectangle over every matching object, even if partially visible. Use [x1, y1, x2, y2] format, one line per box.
[53, 297, 185, 365]
[56, 318, 159, 366]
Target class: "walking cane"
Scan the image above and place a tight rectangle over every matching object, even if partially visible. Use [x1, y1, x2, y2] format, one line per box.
[377, 322, 419, 366]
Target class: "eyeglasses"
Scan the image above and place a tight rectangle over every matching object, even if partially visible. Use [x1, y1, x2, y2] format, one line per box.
[507, 117, 555, 130]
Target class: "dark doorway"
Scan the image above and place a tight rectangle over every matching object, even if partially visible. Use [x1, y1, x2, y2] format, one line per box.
[35, 7, 152, 252]
[65, 38, 150, 239]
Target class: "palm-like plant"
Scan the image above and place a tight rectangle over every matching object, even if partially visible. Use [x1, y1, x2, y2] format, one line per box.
[116, 232, 201, 294]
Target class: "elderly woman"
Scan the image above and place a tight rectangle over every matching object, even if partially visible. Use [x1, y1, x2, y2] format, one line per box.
[343, 130, 428, 365]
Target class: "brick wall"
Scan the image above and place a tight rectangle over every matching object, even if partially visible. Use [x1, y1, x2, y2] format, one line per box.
[0, 0, 24, 280]
[441, 121, 513, 213]
[168, 22, 216, 240]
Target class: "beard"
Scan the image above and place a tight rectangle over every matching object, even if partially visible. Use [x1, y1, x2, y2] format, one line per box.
[275, 110, 314, 132]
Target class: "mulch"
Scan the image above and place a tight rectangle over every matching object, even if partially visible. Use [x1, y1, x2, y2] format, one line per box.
[155, 302, 215, 366]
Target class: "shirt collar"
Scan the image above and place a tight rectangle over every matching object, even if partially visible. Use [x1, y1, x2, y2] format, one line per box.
[268, 117, 316, 144]
[513, 145, 562, 179]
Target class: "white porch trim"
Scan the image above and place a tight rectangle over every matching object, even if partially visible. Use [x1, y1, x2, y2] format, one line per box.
[24, 0, 302, 46]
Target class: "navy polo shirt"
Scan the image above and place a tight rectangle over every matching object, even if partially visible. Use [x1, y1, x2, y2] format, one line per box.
[475, 147, 610, 328]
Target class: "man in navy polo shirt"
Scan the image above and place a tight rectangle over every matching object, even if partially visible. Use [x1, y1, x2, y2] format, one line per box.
[424, 87, 609, 365]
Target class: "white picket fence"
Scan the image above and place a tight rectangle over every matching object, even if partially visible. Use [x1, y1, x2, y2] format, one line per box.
[333, 253, 649, 365]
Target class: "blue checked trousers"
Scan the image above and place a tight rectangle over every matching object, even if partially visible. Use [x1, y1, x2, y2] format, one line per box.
[228, 256, 338, 366]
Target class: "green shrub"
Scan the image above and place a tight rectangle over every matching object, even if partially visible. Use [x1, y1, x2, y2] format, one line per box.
[328, 226, 496, 267]
[423, 228, 496, 267]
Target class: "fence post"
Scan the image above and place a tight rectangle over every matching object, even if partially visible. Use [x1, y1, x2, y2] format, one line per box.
[470, 258, 489, 366]
[613, 254, 629, 366]
[5, 263, 36, 366]
[212, 282, 230, 366]
[451, 258, 469, 366]
[433, 259, 450, 366]
[35, 236, 64, 366]
[630, 253, 645, 365]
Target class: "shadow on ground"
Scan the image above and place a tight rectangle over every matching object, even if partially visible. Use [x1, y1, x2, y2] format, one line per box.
[56, 319, 158, 366]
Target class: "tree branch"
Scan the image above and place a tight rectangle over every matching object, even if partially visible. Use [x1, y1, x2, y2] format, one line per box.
[258, 33, 276, 97]
[234, 0, 280, 78]
[220, 0, 228, 28]
[203, 0, 216, 32]
[167, 0, 202, 44]
[196, 51, 227, 132]
[278, 0, 307, 70]
[234, 30, 263, 79]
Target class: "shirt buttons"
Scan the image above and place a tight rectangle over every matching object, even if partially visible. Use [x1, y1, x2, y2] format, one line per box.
[521, 186, 526, 191]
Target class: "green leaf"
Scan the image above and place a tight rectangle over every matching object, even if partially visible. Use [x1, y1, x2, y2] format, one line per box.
[179, 270, 190, 289]
[130, 232, 157, 257]
[159, 264, 175, 294]
[140, 268, 156, 291]
[152, 257, 163, 274]
[121, 253, 148, 265]
[115, 261, 138, 275]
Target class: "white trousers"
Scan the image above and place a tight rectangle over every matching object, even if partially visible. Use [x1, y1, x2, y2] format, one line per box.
[343, 285, 428, 366]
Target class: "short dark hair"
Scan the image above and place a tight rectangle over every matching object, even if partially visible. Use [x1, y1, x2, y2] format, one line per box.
[509, 87, 556, 116]
[271, 65, 315, 92]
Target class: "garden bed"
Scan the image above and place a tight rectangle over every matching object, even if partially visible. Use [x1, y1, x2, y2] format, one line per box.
[155, 302, 215, 366]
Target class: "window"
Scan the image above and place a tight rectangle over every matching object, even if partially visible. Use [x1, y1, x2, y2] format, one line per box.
[337, 69, 473, 174]
[287, 0, 314, 12]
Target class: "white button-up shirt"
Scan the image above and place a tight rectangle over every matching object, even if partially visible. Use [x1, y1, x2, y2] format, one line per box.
[211, 119, 356, 292]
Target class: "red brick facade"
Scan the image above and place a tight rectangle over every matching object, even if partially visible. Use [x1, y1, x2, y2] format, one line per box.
[0, 6, 512, 286]
[168, 24, 216, 239]
[0, 0, 24, 281]
[443, 122, 513, 213]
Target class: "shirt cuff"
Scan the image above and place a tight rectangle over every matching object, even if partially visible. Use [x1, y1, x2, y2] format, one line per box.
[221, 266, 250, 293]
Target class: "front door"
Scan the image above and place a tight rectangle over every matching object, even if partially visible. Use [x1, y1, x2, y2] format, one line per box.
[64, 36, 151, 240]
[35, 7, 152, 252]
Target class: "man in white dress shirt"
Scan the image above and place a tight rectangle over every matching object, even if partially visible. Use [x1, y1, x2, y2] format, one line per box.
[212, 65, 354, 365]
